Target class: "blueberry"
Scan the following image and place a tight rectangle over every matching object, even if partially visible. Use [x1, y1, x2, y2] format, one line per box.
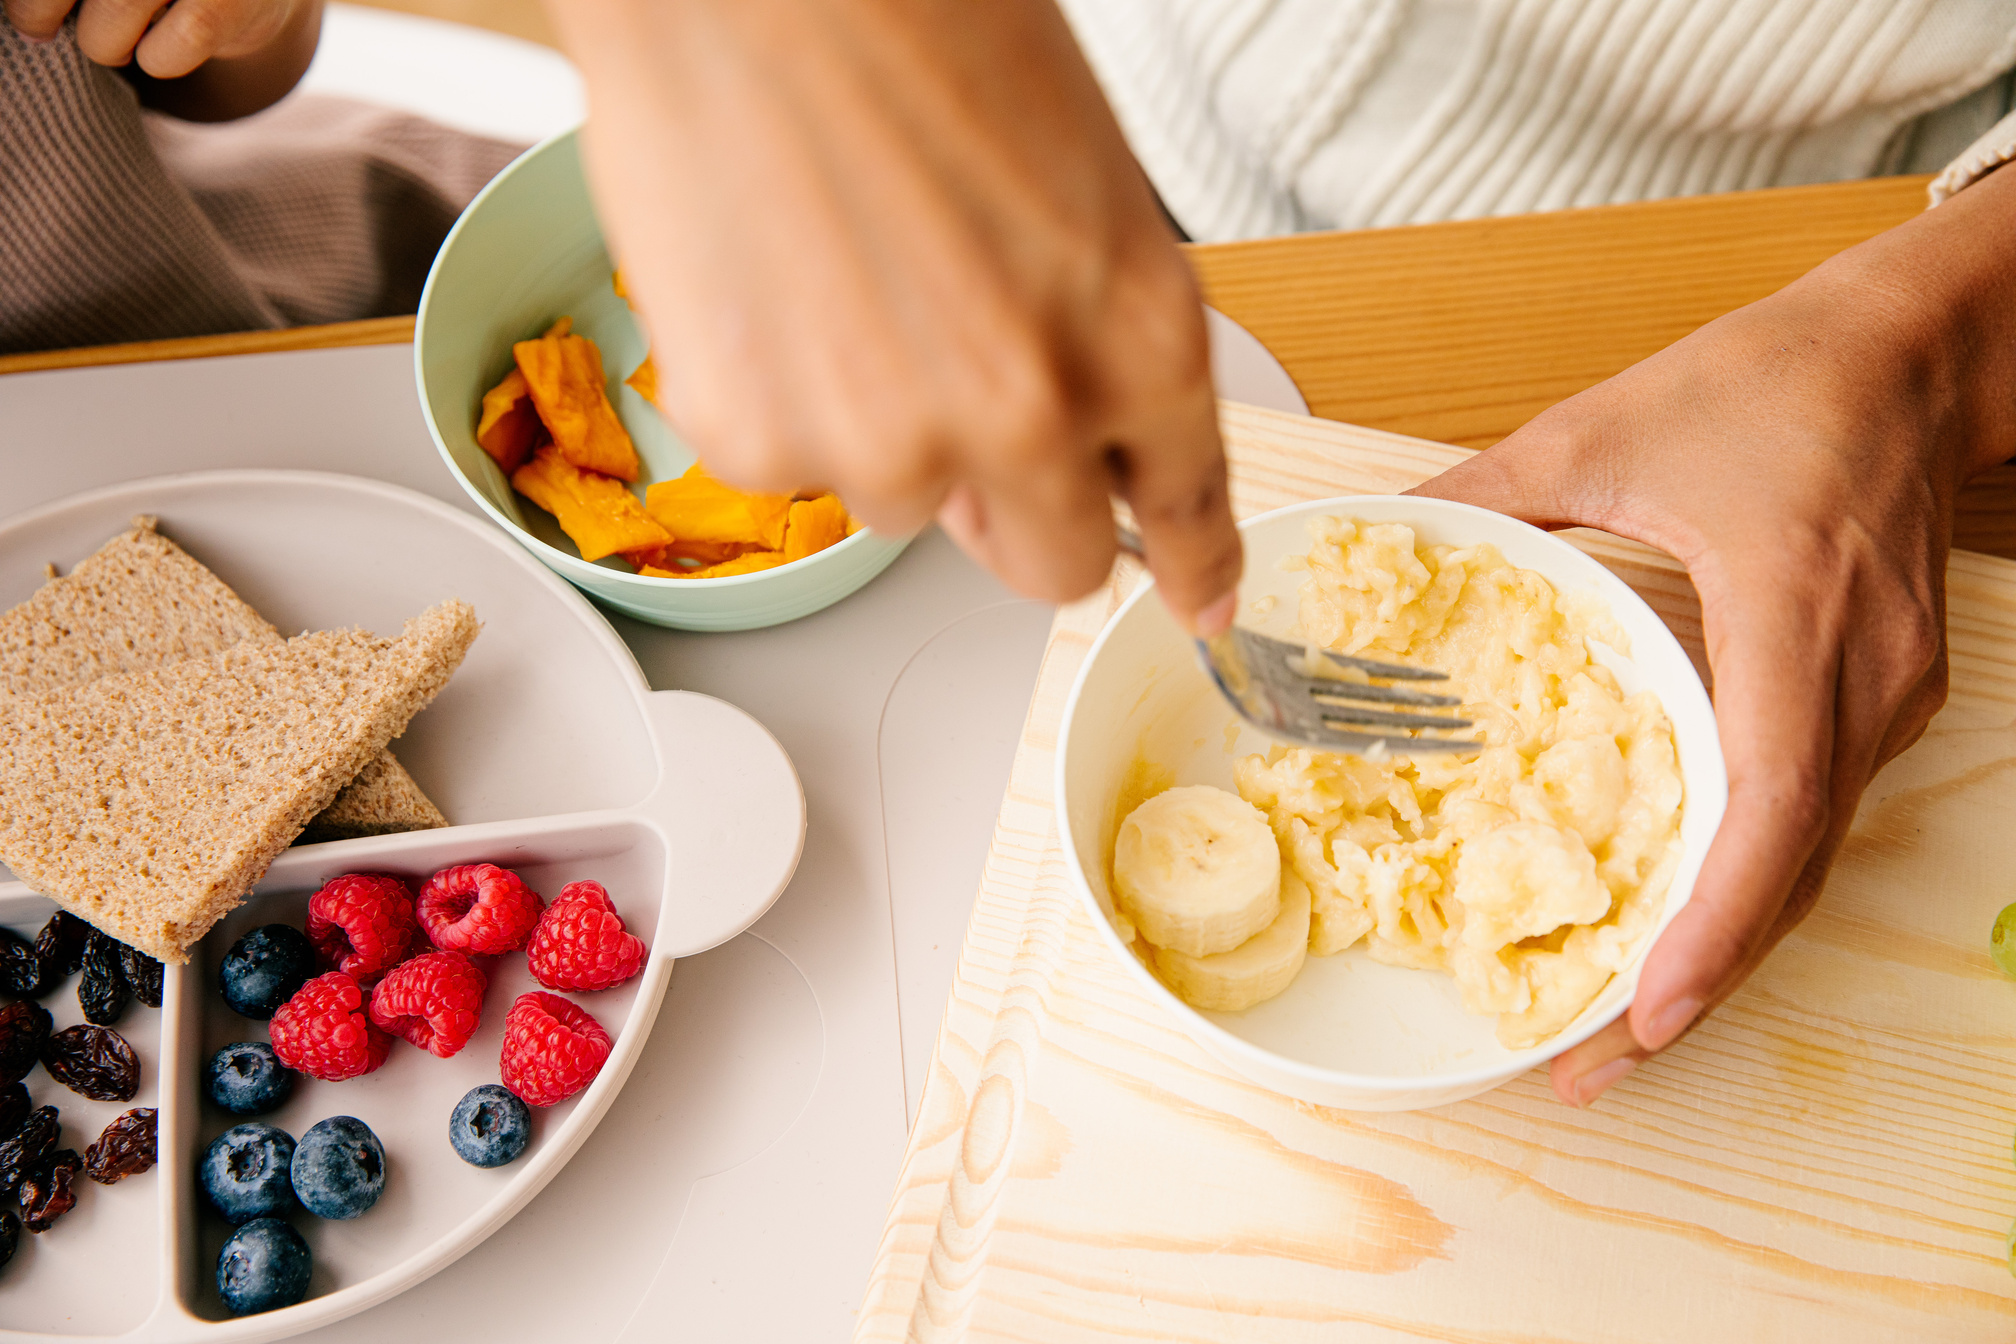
[448, 1085, 531, 1168]
[291, 1116, 384, 1220]
[204, 1043, 296, 1117]
[218, 925, 315, 1020]
[215, 1216, 311, 1315]
[200, 1124, 297, 1224]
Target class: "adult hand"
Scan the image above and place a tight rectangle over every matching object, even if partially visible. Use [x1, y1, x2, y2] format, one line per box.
[548, 0, 1242, 633]
[1411, 165, 2016, 1106]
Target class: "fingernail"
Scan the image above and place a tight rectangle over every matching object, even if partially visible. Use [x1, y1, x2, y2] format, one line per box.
[1640, 996, 1702, 1052]
[1191, 591, 1236, 638]
[1571, 1057, 1636, 1107]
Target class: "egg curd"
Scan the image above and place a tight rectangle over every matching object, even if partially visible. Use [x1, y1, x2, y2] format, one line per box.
[1234, 517, 1684, 1048]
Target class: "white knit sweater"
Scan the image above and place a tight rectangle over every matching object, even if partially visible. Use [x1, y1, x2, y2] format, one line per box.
[1056, 0, 2016, 240]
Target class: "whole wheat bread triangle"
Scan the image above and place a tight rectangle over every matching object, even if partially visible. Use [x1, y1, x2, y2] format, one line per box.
[0, 599, 480, 961]
[0, 517, 446, 839]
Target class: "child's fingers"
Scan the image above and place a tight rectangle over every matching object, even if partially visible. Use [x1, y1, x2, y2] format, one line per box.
[69, 0, 162, 66]
[4, 0, 82, 44]
[135, 0, 289, 76]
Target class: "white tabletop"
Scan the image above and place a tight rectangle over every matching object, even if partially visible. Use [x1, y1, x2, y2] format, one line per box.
[0, 342, 1049, 1341]
[0, 315, 1301, 1340]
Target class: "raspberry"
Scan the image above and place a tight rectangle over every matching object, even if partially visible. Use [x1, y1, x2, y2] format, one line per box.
[417, 865, 544, 956]
[307, 875, 422, 984]
[268, 973, 393, 1082]
[368, 952, 487, 1059]
[499, 992, 610, 1107]
[526, 881, 647, 992]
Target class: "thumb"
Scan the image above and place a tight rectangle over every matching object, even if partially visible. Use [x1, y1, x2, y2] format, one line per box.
[1627, 569, 1836, 1051]
[1403, 426, 1609, 534]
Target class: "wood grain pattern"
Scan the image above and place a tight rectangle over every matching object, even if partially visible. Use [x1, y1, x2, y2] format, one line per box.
[1185, 175, 2016, 562]
[0, 317, 415, 376]
[1184, 176, 1930, 450]
[856, 402, 2016, 1344]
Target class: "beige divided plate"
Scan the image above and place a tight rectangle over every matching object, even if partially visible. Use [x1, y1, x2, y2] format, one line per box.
[0, 470, 805, 1343]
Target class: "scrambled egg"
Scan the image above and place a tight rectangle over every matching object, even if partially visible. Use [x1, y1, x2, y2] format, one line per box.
[1234, 517, 1683, 1047]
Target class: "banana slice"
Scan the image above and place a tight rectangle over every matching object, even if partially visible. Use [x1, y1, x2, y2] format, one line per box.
[1154, 872, 1311, 1011]
[1113, 784, 1280, 957]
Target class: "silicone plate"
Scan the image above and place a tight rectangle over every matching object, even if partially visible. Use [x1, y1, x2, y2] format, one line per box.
[0, 471, 804, 1342]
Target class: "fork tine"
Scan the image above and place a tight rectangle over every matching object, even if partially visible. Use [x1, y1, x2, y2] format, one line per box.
[1313, 704, 1475, 731]
[1232, 627, 1452, 683]
[1178, 590, 1478, 757]
[1306, 682, 1463, 708]
[1320, 650, 1449, 682]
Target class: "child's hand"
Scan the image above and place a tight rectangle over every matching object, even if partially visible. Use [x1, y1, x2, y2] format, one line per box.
[5, 0, 307, 80]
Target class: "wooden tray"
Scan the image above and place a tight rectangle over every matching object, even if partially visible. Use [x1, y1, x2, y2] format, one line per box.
[854, 403, 2016, 1343]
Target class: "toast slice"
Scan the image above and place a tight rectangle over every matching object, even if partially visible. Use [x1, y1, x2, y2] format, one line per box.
[0, 600, 480, 961]
[0, 518, 447, 839]
[296, 752, 447, 844]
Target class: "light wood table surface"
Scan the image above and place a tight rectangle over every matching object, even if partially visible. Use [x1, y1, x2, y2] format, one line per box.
[1187, 172, 2016, 562]
[857, 404, 2016, 1343]
[1188, 174, 1930, 447]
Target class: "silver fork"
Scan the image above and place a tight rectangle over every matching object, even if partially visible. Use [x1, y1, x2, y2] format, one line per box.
[1115, 527, 1476, 755]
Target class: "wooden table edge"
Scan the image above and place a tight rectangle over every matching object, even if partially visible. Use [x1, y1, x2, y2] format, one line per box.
[0, 316, 419, 376]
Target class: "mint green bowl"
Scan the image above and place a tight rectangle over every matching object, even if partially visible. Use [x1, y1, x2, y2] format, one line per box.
[414, 129, 912, 631]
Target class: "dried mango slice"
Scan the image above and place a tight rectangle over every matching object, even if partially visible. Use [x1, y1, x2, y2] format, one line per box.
[644, 464, 791, 550]
[624, 538, 759, 572]
[475, 366, 546, 473]
[642, 552, 789, 580]
[626, 355, 659, 406]
[611, 271, 660, 403]
[511, 447, 672, 562]
[782, 494, 851, 562]
[513, 321, 642, 482]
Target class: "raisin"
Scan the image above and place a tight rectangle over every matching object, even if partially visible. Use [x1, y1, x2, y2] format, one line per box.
[0, 1083, 26, 1142]
[41, 1024, 138, 1102]
[85, 1108, 155, 1184]
[78, 931, 131, 1025]
[0, 1105, 58, 1199]
[20, 1149, 81, 1233]
[0, 1211, 17, 1274]
[32, 911, 89, 977]
[0, 928, 56, 1000]
[0, 1001, 51, 1087]
[117, 944, 163, 1009]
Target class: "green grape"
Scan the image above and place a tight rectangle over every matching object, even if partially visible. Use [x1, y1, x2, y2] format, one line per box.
[2007, 1216, 2015, 1279]
[1993, 904, 2016, 980]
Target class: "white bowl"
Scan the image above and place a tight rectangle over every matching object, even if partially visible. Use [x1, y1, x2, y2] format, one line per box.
[1055, 496, 1726, 1111]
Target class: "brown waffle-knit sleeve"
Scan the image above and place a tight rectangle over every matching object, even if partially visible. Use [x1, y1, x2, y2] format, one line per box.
[0, 18, 523, 355]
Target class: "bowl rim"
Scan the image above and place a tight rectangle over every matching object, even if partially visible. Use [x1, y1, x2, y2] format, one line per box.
[411, 125, 900, 591]
[1054, 493, 1727, 1094]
